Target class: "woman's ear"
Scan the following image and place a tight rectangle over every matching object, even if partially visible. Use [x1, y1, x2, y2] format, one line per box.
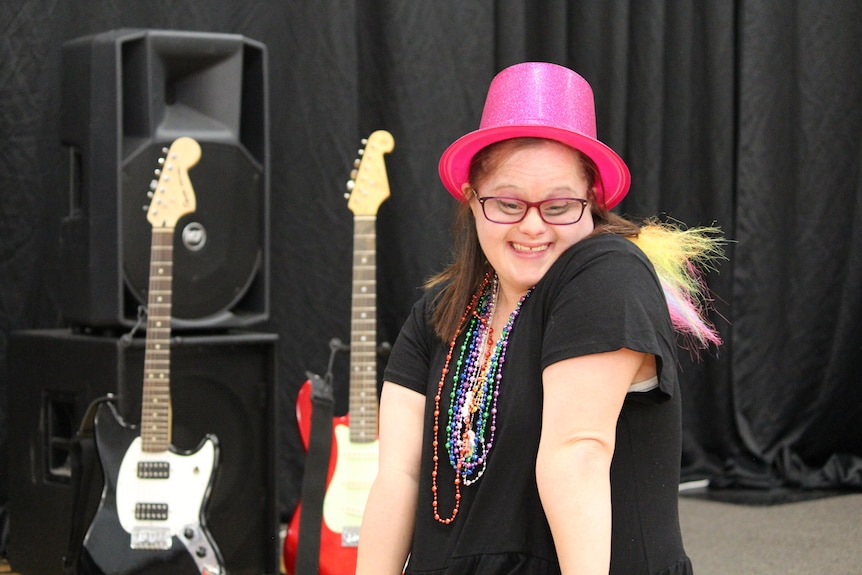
[460, 183, 473, 202]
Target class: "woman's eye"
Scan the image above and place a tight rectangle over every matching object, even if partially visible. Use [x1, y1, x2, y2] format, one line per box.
[497, 200, 524, 213]
[543, 202, 571, 215]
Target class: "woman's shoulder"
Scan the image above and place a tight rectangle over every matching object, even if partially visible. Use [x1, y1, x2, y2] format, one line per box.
[550, 233, 654, 279]
[573, 232, 646, 258]
[534, 232, 664, 313]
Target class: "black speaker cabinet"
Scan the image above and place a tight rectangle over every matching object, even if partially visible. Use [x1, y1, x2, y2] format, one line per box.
[7, 329, 279, 575]
[59, 28, 269, 329]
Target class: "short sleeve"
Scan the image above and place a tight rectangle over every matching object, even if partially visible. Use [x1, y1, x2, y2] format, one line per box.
[382, 291, 436, 395]
[538, 235, 678, 398]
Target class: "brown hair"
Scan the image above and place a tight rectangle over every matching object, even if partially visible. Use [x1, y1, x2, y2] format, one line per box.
[426, 138, 640, 341]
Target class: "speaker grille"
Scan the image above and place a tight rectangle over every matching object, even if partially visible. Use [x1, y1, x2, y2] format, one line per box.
[121, 141, 263, 321]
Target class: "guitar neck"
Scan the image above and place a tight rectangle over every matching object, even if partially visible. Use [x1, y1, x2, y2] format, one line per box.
[142, 226, 174, 452]
[349, 216, 378, 443]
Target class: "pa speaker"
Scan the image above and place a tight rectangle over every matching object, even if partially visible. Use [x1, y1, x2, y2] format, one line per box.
[59, 29, 269, 329]
[7, 329, 279, 575]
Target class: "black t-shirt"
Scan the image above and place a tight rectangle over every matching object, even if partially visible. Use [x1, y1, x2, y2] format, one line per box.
[384, 234, 694, 575]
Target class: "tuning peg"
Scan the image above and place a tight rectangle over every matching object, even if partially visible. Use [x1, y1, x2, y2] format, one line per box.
[357, 149, 365, 156]
[353, 158, 361, 168]
[346, 180, 355, 192]
[361, 138, 368, 145]
[350, 169, 358, 180]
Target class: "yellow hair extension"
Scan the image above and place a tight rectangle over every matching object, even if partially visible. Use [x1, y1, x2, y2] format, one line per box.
[628, 219, 727, 349]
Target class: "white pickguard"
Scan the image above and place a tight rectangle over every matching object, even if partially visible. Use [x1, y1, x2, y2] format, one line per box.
[115, 436, 216, 546]
[323, 422, 380, 545]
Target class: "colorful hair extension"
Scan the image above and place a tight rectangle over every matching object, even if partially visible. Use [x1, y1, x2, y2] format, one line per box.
[628, 220, 726, 351]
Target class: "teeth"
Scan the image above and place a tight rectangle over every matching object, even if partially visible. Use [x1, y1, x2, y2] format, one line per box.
[512, 243, 548, 252]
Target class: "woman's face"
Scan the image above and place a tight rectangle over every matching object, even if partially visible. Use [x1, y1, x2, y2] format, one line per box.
[465, 140, 594, 301]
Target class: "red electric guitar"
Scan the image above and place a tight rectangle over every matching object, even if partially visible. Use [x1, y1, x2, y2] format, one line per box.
[283, 130, 395, 575]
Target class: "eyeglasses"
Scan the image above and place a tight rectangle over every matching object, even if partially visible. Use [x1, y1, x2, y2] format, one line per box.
[472, 189, 589, 225]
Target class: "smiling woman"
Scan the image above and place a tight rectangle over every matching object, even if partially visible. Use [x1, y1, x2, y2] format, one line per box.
[355, 62, 724, 575]
[466, 140, 598, 304]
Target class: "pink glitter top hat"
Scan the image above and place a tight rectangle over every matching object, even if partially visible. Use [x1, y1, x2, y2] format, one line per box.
[438, 62, 631, 209]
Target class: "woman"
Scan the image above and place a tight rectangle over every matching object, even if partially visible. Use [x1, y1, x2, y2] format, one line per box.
[357, 62, 721, 575]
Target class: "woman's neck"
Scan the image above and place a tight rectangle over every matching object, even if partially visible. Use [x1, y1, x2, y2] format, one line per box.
[492, 285, 529, 337]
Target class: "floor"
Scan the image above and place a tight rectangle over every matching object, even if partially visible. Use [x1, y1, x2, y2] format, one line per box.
[3, 489, 860, 574]
[679, 487, 862, 575]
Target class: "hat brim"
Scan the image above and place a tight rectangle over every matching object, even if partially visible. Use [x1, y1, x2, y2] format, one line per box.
[438, 124, 631, 210]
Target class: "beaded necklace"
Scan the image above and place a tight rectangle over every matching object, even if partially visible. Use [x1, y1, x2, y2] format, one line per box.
[431, 272, 532, 524]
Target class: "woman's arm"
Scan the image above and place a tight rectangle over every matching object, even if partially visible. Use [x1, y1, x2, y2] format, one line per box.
[356, 381, 426, 575]
[536, 348, 648, 575]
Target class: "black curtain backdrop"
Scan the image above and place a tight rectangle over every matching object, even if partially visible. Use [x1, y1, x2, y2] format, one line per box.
[2, 0, 861, 536]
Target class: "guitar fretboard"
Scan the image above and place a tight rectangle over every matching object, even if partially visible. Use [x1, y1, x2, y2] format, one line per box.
[349, 216, 378, 443]
[141, 227, 174, 452]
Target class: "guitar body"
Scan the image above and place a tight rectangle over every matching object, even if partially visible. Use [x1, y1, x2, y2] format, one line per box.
[81, 401, 224, 575]
[283, 381, 380, 575]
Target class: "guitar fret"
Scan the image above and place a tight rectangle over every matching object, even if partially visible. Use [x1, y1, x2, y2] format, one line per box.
[349, 215, 378, 445]
[136, 139, 203, 455]
[147, 291, 173, 299]
[342, 132, 392, 450]
[144, 225, 175, 449]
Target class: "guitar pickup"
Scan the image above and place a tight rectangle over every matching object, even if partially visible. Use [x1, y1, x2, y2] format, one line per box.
[341, 526, 360, 548]
[130, 526, 172, 550]
[138, 460, 170, 479]
[135, 502, 169, 521]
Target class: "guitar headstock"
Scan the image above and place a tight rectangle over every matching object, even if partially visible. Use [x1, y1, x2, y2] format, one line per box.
[345, 130, 395, 216]
[146, 136, 201, 228]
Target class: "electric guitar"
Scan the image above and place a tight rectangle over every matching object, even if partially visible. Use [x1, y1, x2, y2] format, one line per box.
[81, 137, 225, 575]
[283, 130, 395, 575]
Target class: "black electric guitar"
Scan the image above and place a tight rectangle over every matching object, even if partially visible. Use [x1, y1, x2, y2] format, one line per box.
[283, 129, 394, 575]
[81, 137, 225, 575]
